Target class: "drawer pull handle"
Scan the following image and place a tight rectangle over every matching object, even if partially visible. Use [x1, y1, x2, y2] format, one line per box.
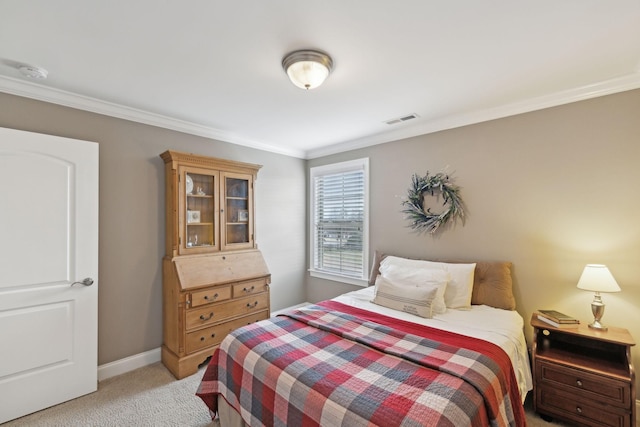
[243, 286, 255, 293]
[199, 333, 216, 342]
[247, 301, 258, 309]
[576, 380, 583, 387]
[200, 312, 214, 321]
[576, 407, 582, 414]
[204, 293, 219, 301]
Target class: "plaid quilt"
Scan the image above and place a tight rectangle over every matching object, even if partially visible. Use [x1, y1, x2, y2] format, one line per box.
[197, 301, 526, 427]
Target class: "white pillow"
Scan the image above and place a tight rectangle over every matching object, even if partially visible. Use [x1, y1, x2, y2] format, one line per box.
[419, 260, 476, 309]
[380, 256, 476, 309]
[378, 262, 449, 314]
[372, 276, 438, 318]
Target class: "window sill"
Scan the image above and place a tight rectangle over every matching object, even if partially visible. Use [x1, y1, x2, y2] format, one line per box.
[308, 270, 368, 287]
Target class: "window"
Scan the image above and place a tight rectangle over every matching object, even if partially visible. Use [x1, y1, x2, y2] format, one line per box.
[310, 158, 369, 285]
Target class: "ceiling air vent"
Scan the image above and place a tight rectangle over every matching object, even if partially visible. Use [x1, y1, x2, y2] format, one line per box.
[385, 113, 419, 125]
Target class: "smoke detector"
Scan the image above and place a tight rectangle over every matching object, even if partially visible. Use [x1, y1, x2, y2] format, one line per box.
[18, 64, 48, 79]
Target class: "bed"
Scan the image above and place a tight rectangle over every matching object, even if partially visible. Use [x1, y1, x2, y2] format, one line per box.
[197, 253, 533, 426]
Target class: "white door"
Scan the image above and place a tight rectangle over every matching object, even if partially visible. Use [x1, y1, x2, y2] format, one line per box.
[0, 127, 99, 423]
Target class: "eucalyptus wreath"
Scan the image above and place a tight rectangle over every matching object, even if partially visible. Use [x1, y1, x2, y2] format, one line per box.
[402, 172, 465, 234]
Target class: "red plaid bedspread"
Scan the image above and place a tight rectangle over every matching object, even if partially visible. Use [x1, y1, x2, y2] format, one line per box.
[197, 301, 526, 427]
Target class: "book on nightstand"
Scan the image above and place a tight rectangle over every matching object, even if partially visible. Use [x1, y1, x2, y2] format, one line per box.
[536, 310, 580, 328]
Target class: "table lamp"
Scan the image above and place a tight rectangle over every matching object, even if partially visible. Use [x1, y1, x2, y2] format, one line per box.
[576, 264, 621, 331]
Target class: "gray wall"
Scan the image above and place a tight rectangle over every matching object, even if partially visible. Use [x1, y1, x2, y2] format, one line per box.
[0, 93, 307, 365]
[308, 88, 640, 393]
[2, 89, 639, 394]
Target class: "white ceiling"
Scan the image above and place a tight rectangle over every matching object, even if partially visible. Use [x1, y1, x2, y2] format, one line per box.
[1, 1, 639, 159]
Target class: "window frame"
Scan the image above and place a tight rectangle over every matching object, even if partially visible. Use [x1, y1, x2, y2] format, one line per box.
[309, 158, 369, 286]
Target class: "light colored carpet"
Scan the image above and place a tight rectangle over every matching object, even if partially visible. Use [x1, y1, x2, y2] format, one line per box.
[4, 362, 568, 426]
[3, 363, 215, 427]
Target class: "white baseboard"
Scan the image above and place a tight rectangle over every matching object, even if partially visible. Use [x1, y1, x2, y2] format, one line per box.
[95, 301, 312, 382]
[271, 302, 312, 317]
[97, 347, 161, 381]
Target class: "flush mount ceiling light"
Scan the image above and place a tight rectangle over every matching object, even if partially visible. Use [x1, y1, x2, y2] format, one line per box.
[282, 49, 333, 90]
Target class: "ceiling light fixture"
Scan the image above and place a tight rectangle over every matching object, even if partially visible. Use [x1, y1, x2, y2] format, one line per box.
[282, 49, 333, 90]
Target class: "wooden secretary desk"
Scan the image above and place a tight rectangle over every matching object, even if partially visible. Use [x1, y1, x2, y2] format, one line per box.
[160, 150, 271, 379]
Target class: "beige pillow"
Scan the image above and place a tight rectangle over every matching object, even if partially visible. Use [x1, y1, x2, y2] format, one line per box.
[470, 262, 516, 310]
[372, 276, 439, 318]
[378, 262, 449, 314]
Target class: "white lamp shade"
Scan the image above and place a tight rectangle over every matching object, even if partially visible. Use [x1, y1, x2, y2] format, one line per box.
[282, 50, 333, 90]
[576, 264, 621, 292]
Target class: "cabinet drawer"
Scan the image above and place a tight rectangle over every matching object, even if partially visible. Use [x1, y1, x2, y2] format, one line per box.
[536, 361, 631, 408]
[191, 286, 231, 307]
[536, 385, 630, 427]
[185, 311, 269, 354]
[232, 279, 268, 298]
[185, 293, 270, 330]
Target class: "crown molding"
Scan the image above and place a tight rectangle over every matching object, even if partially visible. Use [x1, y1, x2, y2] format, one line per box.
[306, 72, 640, 159]
[2, 72, 638, 160]
[0, 75, 306, 159]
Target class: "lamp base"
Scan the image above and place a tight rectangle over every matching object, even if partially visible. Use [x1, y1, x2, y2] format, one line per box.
[588, 320, 608, 331]
[589, 293, 608, 331]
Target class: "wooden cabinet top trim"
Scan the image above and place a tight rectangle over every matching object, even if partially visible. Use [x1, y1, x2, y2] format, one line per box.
[160, 150, 262, 176]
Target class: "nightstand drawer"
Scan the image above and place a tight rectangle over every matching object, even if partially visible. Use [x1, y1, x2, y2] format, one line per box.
[537, 385, 630, 427]
[191, 286, 231, 307]
[536, 361, 631, 408]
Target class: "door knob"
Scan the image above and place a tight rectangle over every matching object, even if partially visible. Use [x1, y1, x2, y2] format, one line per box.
[71, 277, 94, 286]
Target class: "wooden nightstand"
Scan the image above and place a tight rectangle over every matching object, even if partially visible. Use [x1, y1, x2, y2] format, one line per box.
[531, 314, 636, 427]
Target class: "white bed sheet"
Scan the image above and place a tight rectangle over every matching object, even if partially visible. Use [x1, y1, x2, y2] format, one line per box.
[332, 286, 533, 402]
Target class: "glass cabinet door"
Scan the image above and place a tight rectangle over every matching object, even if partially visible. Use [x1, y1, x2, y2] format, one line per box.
[221, 172, 254, 250]
[180, 167, 219, 254]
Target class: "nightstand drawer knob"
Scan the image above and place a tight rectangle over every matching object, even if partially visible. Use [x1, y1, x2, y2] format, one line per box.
[200, 312, 214, 321]
[247, 301, 258, 309]
[576, 380, 583, 387]
[576, 406, 582, 414]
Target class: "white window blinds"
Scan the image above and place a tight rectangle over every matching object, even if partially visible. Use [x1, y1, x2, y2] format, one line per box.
[310, 159, 368, 281]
